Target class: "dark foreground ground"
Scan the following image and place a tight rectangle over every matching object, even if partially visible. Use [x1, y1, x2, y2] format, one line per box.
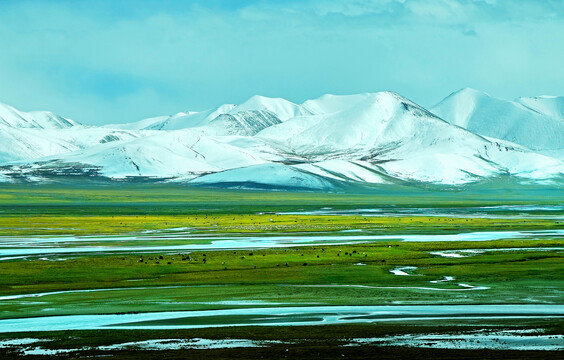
[2, 320, 563, 359]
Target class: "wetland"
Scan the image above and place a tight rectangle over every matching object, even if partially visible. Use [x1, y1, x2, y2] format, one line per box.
[0, 183, 562, 358]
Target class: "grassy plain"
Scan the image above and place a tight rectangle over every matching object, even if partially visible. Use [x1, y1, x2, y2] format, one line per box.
[0, 183, 563, 235]
[0, 239, 563, 320]
[0, 183, 562, 358]
[1, 180, 564, 211]
[1, 213, 564, 236]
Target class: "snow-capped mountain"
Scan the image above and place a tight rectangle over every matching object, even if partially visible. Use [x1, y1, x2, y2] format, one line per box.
[0, 102, 79, 129]
[106, 104, 237, 131]
[106, 95, 308, 131]
[228, 95, 312, 121]
[1, 90, 563, 189]
[0, 124, 148, 164]
[16, 130, 267, 179]
[431, 88, 564, 151]
[196, 110, 282, 136]
[517, 95, 564, 121]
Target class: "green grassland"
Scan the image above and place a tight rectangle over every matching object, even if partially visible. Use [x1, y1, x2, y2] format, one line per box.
[0, 183, 562, 236]
[0, 183, 563, 359]
[1, 181, 564, 212]
[1, 239, 562, 320]
[1, 213, 563, 236]
[0, 184, 562, 319]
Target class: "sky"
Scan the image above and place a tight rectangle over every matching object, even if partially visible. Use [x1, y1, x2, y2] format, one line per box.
[0, 0, 563, 125]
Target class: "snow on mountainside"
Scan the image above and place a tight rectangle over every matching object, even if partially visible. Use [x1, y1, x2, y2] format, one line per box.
[1, 90, 564, 188]
[0, 124, 77, 163]
[107, 104, 238, 131]
[301, 93, 375, 114]
[259, 91, 564, 184]
[0, 101, 149, 164]
[228, 95, 312, 121]
[0, 102, 79, 129]
[517, 95, 564, 121]
[106, 115, 171, 131]
[261, 92, 459, 157]
[12, 130, 267, 179]
[109, 96, 308, 131]
[431, 88, 564, 151]
[197, 110, 282, 136]
[110, 109, 282, 136]
[0, 125, 147, 163]
[191, 163, 337, 190]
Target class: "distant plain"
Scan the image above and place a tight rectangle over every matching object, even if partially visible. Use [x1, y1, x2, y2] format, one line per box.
[0, 183, 562, 358]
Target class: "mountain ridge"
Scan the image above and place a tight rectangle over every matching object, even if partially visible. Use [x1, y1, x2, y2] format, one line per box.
[1, 89, 563, 189]
[431, 88, 564, 151]
[0, 102, 79, 129]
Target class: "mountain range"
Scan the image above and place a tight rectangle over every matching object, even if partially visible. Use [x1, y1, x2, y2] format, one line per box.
[1, 89, 563, 190]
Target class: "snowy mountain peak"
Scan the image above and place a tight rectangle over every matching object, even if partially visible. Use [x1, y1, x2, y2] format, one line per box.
[432, 89, 564, 151]
[230, 95, 311, 121]
[517, 95, 564, 120]
[301, 93, 374, 114]
[1, 89, 563, 188]
[0, 102, 79, 129]
[451, 87, 491, 97]
[260, 90, 469, 162]
[200, 110, 282, 136]
[299, 91, 428, 118]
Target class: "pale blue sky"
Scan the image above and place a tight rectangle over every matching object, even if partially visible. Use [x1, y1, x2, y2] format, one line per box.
[0, 0, 563, 125]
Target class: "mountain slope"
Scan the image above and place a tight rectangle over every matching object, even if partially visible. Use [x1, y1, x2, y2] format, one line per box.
[229, 95, 312, 121]
[1, 90, 563, 188]
[107, 104, 238, 131]
[109, 95, 309, 131]
[197, 110, 282, 136]
[258, 91, 564, 184]
[517, 95, 564, 121]
[0, 123, 146, 163]
[431, 88, 564, 151]
[0, 124, 78, 163]
[10, 130, 267, 179]
[0, 102, 79, 129]
[191, 163, 338, 190]
[261, 91, 483, 159]
[301, 93, 375, 114]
